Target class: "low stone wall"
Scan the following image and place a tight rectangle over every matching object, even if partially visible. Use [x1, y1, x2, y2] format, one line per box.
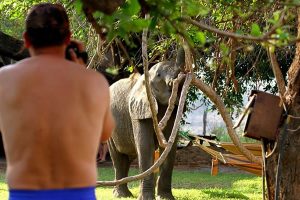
[175, 145, 213, 168]
[104, 144, 218, 169]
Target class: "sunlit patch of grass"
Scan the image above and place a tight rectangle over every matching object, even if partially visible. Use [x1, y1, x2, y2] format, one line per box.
[0, 166, 262, 200]
[0, 168, 8, 200]
[97, 167, 262, 200]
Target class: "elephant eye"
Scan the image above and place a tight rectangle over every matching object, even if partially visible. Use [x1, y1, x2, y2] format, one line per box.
[157, 73, 161, 77]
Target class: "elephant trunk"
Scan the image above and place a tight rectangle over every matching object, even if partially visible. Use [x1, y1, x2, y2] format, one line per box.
[175, 47, 185, 71]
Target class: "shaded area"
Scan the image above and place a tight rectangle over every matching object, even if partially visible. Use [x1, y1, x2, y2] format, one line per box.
[0, 31, 28, 62]
[0, 137, 4, 158]
[203, 189, 249, 200]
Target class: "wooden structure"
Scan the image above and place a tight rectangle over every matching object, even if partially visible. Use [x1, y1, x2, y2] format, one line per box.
[192, 136, 262, 176]
[243, 90, 283, 140]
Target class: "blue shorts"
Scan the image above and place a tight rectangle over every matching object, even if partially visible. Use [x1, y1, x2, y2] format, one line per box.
[9, 187, 96, 200]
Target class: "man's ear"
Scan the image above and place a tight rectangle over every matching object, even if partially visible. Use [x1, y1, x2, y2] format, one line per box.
[64, 31, 71, 45]
[22, 32, 31, 48]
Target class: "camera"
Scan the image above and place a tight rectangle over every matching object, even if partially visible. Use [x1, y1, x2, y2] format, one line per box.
[65, 41, 88, 64]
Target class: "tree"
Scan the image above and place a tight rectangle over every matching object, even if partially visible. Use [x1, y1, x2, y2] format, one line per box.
[265, 10, 300, 199]
[202, 109, 207, 136]
[77, 1, 300, 199]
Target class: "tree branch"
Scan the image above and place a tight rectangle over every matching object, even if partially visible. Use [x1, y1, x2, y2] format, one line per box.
[179, 15, 283, 42]
[83, 6, 107, 39]
[159, 73, 186, 130]
[182, 39, 194, 73]
[267, 48, 287, 99]
[81, 0, 125, 15]
[142, 14, 168, 148]
[228, 15, 239, 92]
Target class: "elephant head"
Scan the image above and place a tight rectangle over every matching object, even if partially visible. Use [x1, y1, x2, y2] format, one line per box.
[129, 48, 185, 120]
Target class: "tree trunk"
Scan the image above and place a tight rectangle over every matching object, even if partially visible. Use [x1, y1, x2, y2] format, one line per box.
[0, 31, 29, 62]
[265, 8, 300, 200]
[203, 109, 207, 136]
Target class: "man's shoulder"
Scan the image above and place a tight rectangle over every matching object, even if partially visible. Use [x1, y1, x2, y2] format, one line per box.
[85, 68, 109, 85]
[0, 62, 16, 71]
[80, 68, 110, 93]
[0, 62, 18, 78]
[80, 69, 111, 105]
[0, 63, 18, 94]
[0, 57, 32, 73]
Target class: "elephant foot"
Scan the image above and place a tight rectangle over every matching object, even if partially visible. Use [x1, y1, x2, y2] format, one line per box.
[113, 187, 133, 198]
[157, 192, 175, 200]
[137, 193, 155, 200]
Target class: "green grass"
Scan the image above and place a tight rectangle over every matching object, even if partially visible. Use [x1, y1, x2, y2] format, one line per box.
[0, 167, 262, 200]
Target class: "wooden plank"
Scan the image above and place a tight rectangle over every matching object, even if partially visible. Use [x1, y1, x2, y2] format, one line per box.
[220, 143, 262, 156]
[194, 141, 262, 176]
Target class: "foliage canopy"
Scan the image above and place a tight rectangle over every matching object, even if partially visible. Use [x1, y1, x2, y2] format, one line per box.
[0, 0, 298, 114]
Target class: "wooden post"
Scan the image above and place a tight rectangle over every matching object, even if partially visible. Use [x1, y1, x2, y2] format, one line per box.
[211, 157, 219, 176]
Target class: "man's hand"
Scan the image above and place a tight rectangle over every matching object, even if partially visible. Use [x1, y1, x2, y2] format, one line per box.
[67, 40, 88, 65]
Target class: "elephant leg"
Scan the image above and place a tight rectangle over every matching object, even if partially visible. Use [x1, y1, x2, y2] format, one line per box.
[133, 119, 156, 200]
[157, 137, 177, 200]
[108, 140, 133, 198]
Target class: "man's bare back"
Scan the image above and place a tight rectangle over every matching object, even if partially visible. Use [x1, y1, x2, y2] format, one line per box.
[0, 54, 114, 189]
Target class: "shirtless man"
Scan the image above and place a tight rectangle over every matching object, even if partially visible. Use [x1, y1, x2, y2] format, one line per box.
[0, 3, 114, 200]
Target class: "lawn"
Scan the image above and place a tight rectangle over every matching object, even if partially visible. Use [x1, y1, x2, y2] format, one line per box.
[0, 166, 262, 200]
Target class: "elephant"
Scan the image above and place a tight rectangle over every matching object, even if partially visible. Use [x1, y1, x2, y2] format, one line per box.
[108, 48, 185, 200]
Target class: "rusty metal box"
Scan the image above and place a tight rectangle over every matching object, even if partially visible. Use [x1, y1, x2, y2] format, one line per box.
[244, 90, 283, 140]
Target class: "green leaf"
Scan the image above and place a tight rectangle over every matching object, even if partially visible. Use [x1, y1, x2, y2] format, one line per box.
[92, 11, 104, 19]
[186, 4, 200, 16]
[132, 18, 150, 29]
[292, 0, 300, 6]
[105, 67, 119, 75]
[126, 65, 134, 73]
[236, 29, 244, 35]
[149, 16, 158, 30]
[162, 21, 176, 35]
[195, 32, 206, 45]
[273, 10, 281, 22]
[74, 0, 83, 13]
[103, 15, 115, 26]
[122, 0, 141, 16]
[250, 23, 261, 37]
[184, 0, 209, 17]
[278, 32, 289, 40]
[118, 18, 149, 34]
[220, 43, 229, 56]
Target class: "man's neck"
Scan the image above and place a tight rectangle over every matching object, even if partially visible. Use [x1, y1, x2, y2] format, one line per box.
[29, 45, 66, 58]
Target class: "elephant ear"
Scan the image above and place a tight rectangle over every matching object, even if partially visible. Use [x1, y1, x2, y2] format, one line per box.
[129, 75, 158, 120]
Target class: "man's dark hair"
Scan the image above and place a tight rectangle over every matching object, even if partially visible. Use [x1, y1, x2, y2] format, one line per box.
[25, 3, 70, 48]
